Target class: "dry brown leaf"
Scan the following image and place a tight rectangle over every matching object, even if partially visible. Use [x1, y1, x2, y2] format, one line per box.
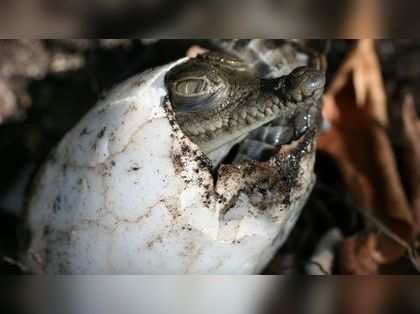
[336, 277, 394, 314]
[341, 0, 384, 38]
[401, 94, 420, 232]
[319, 39, 415, 272]
[338, 233, 382, 275]
[327, 40, 388, 126]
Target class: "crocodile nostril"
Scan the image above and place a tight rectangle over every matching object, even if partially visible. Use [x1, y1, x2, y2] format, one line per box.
[302, 70, 326, 96]
[284, 67, 325, 103]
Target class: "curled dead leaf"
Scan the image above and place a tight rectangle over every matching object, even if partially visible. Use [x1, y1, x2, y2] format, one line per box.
[319, 39, 416, 272]
[401, 94, 420, 233]
[338, 232, 380, 274]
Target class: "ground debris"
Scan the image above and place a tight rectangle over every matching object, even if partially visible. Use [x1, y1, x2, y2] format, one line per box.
[319, 39, 419, 274]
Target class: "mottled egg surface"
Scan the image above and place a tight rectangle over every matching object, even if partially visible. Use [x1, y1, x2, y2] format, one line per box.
[24, 58, 317, 274]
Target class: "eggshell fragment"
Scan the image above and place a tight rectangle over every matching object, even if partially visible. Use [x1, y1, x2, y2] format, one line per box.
[24, 58, 316, 274]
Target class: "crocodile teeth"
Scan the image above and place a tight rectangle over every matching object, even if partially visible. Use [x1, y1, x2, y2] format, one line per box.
[195, 126, 205, 134]
[265, 107, 273, 115]
[249, 108, 258, 117]
[256, 111, 265, 119]
[208, 123, 217, 132]
[246, 116, 256, 124]
[229, 120, 238, 128]
[214, 119, 223, 129]
[189, 129, 199, 136]
[271, 96, 280, 105]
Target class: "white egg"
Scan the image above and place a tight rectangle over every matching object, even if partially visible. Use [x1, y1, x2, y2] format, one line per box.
[24, 58, 316, 274]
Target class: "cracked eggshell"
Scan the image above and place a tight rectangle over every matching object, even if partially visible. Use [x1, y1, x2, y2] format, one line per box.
[24, 58, 316, 274]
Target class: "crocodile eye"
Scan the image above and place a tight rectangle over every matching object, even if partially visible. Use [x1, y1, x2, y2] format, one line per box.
[165, 59, 227, 113]
[174, 78, 209, 96]
[170, 79, 223, 113]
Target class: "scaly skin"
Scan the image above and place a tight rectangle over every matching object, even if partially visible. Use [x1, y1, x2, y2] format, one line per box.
[165, 52, 325, 155]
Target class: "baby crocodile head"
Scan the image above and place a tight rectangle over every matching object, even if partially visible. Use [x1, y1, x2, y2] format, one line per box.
[165, 52, 325, 165]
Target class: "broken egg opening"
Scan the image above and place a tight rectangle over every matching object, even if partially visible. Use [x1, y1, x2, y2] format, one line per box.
[23, 58, 319, 274]
[165, 54, 324, 171]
